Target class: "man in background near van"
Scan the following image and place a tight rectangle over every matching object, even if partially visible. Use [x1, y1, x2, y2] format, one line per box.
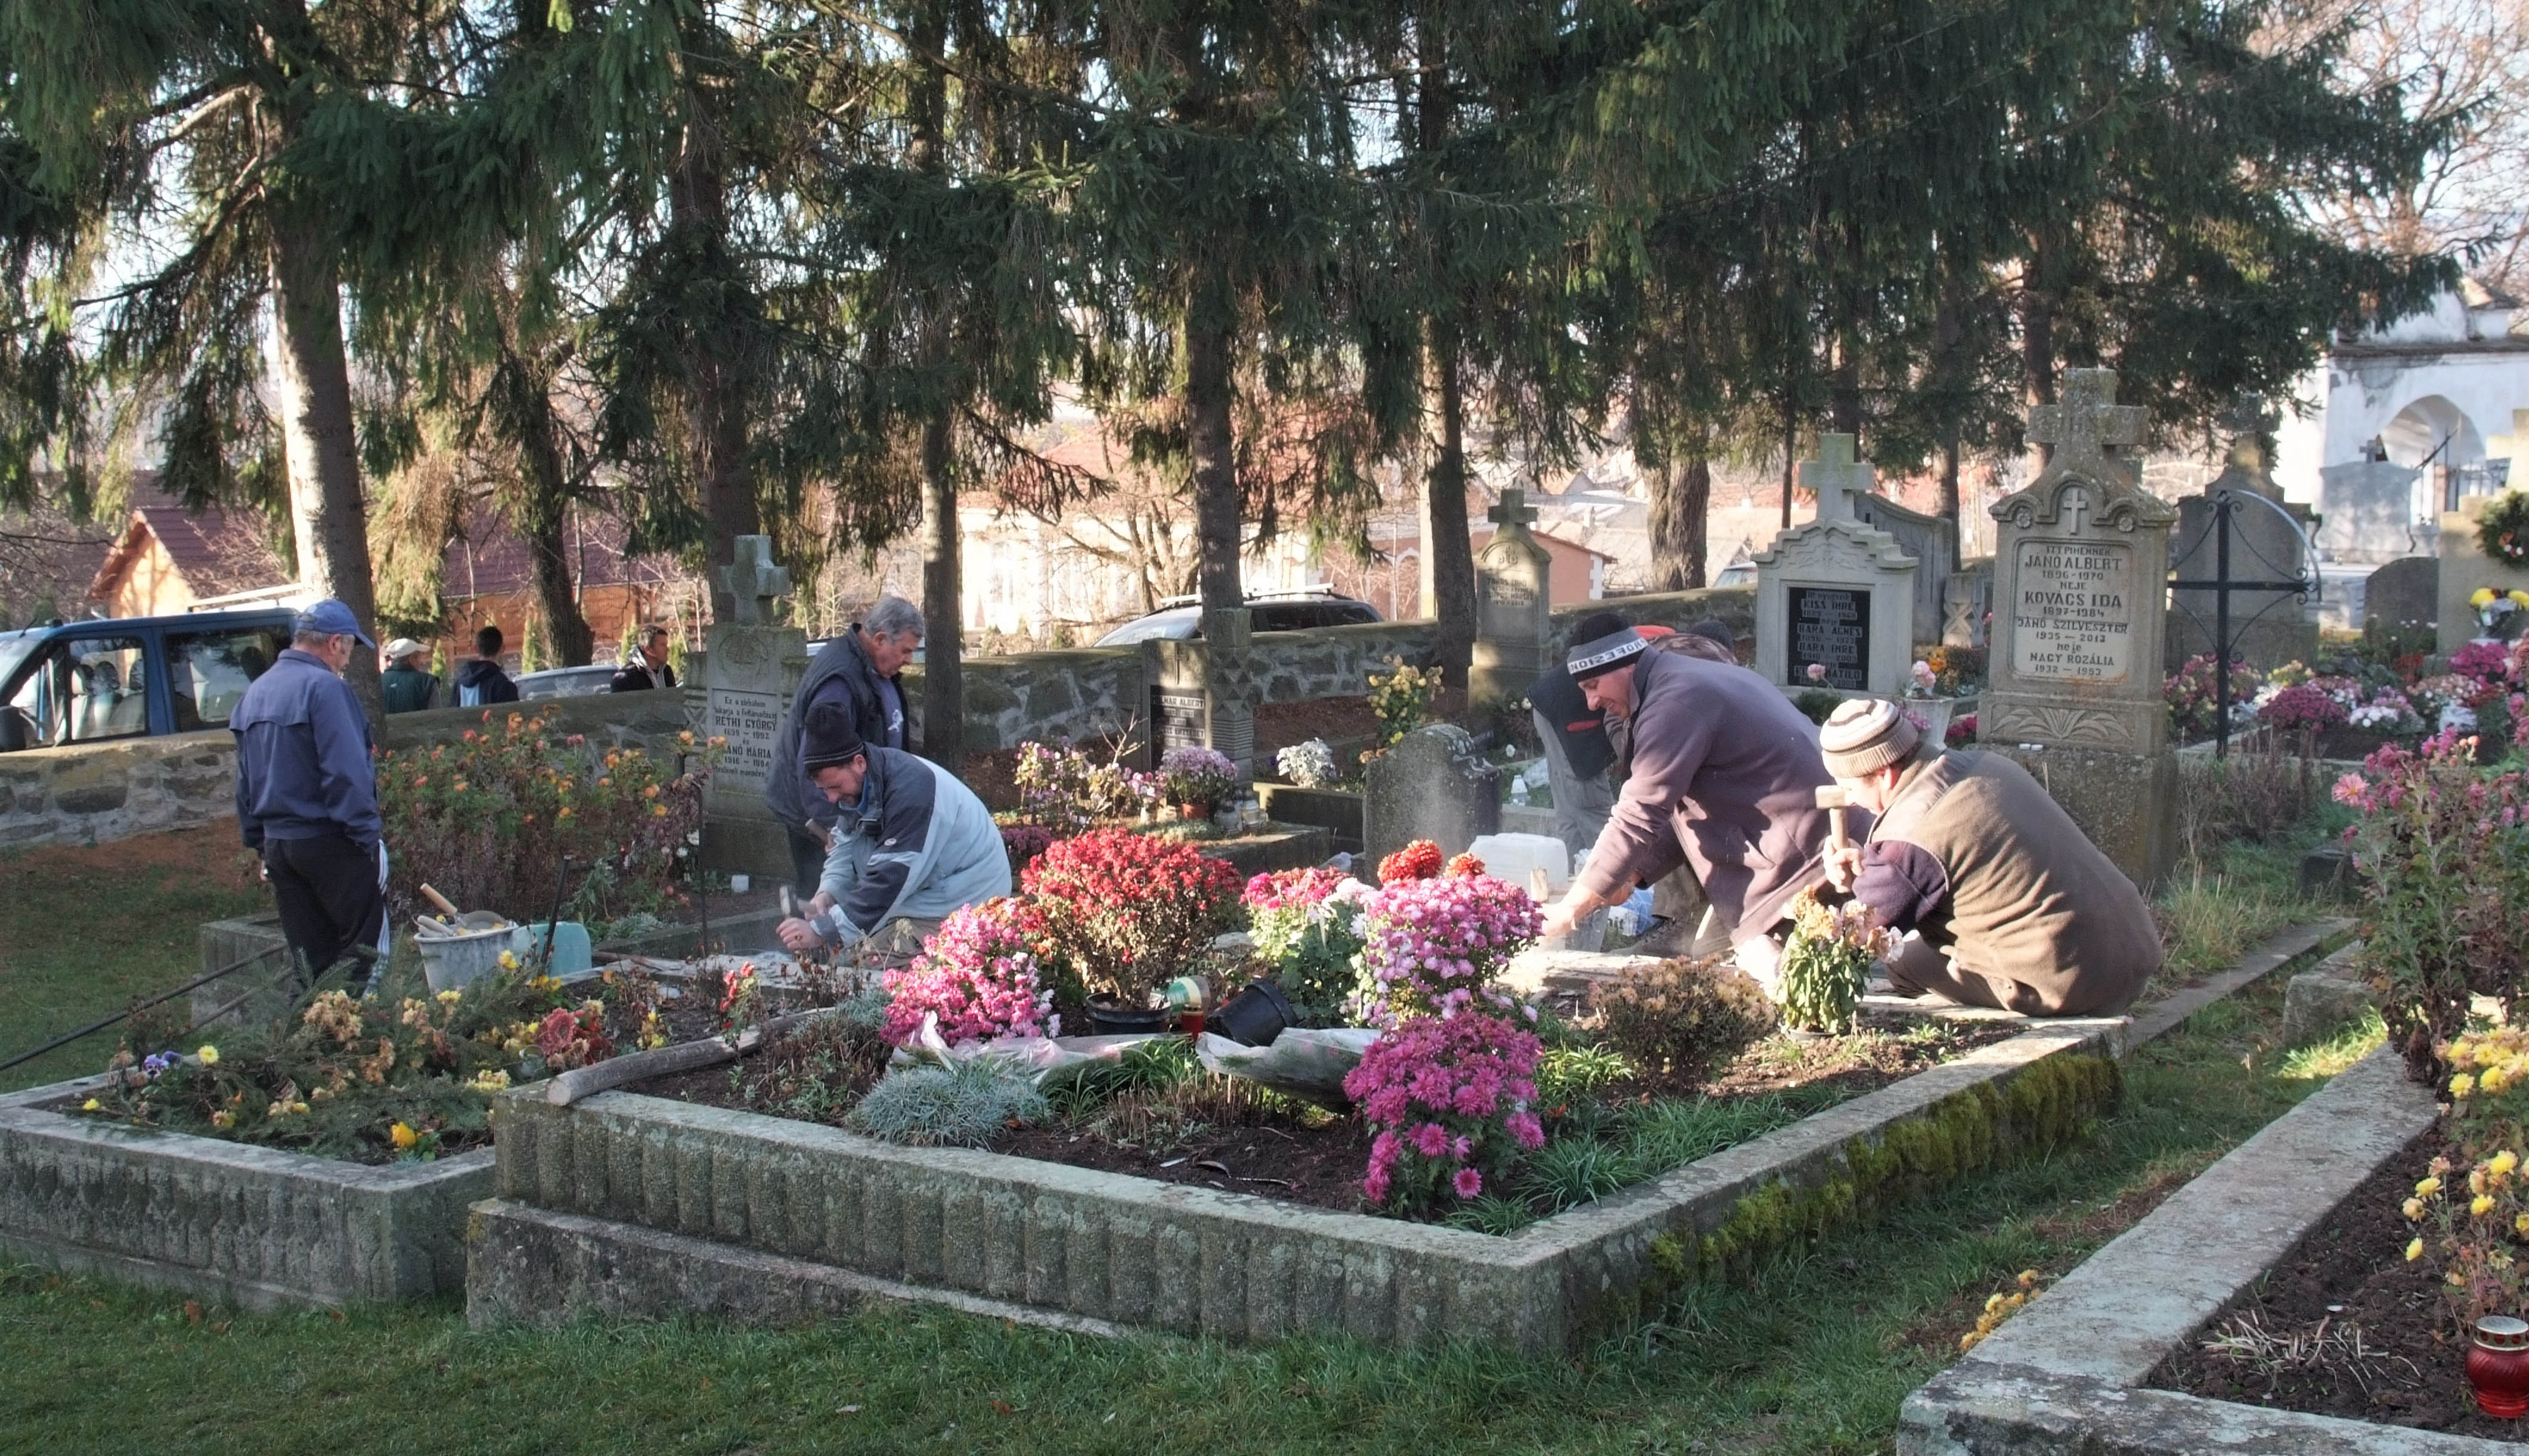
[454, 625, 519, 707]
[380, 639, 438, 713]
[609, 623, 678, 693]
[231, 600, 388, 991]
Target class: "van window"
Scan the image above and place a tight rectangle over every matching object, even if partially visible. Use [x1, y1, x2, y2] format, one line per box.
[167, 625, 288, 729]
[2, 635, 149, 747]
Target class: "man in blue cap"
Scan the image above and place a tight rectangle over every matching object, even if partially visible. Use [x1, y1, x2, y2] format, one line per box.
[230, 600, 389, 989]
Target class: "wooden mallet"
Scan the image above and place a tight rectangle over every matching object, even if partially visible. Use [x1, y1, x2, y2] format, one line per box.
[1815, 784, 1852, 859]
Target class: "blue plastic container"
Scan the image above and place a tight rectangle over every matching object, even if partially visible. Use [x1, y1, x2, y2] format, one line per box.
[509, 921, 593, 978]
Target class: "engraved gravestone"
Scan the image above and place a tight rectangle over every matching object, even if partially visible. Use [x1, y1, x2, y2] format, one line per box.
[1979, 370, 2178, 886]
[703, 535, 808, 877]
[1470, 488, 1555, 706]
[1141, 607, 1256, 775]
[1752, 434, 1919, 697]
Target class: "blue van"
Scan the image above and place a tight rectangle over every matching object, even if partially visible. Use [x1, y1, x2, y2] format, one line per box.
[0, 609, 296, 753]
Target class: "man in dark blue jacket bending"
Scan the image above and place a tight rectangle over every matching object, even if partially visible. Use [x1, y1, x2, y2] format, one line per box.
[230, 600, 388, 989]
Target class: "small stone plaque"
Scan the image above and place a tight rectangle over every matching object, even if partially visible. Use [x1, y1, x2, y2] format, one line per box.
[707, 688, 783, 787]
[2010, 539, 2136, 684]
[1154, 688, 1207, 751]
[1788, 586, 1869, 690]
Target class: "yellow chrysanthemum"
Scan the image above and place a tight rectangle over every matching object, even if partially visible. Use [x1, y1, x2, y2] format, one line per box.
[390, 1122, 419, 1150]
[2418, 1176, 2444, 1198]
[2474, 587, 2499, 608]
[2474, 1194, 2497, 1217]
[196, 1044, 219, 1066]
[2453, 1073, 2477, 1099]
[2406, 1197, 2428, 1220]
[2407, 1237, 2426, 1261]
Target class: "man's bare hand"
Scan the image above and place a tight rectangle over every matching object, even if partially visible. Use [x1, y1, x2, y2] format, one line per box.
[776, 917, 823, 952]
[1539, 889, 1600, 940]
[1823, 844, 1863, 892]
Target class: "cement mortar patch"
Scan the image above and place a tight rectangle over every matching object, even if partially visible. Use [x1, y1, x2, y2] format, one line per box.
[468, 921, 2347, 1352]
[0, 1074, 489, 1308]
[1897, 1039, 2448, 1454]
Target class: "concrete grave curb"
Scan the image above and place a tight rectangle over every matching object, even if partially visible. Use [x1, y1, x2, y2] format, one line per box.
[0, 1072, 489, 1308]
[1896, 1041, 2490, 1454]
[467, 920, 2350, 1352]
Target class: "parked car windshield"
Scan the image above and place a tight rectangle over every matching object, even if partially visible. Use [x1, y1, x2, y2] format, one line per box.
[0, 632, 41, 696]
[1094, 608, 1202, 647]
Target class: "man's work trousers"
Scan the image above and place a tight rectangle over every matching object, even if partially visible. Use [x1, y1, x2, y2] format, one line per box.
[264, 833, 386, 991]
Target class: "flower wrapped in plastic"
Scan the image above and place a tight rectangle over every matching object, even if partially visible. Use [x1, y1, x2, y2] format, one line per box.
[1245, 867, 1372, 1023]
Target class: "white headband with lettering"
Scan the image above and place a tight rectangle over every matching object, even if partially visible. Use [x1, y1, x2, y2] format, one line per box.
[1566, 629, 1648, 679]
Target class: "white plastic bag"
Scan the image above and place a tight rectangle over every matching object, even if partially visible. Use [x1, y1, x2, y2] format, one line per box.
[888, 1012, 1165, 1085]
[1195, 1027, 1380, 1109]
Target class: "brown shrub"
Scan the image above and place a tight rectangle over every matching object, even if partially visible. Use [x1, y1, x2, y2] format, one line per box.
[1586, 955, 1775, 1084]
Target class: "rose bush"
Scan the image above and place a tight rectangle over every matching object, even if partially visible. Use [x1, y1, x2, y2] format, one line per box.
[1021, 828, 1241, 1004]
[1343, 1010, 1546, 1213]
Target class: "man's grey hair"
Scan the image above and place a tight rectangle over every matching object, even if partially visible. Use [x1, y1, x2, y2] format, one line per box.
[862, 594, 923, 639]
[292, 628, 345, 649]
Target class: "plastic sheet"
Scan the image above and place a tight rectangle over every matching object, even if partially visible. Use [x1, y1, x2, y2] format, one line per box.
[1195, 1027, 1380, 1109]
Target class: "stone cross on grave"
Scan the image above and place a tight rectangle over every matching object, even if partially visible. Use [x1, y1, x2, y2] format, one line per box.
[2218, 392, 2279, 476]
[1487, 487, 1539, 530]
[1798, 433, 1876, 521]
[714, 535, 791, 625]
[2028, 367, 2147, 480]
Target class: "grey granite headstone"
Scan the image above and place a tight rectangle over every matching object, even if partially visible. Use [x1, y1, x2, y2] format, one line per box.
[1471, 488, 1554, 706]
[1852, 492, 1955, 646]
[703, 535, 807, 877]
[1362, 724, 1501, 865]
[2167, 397, 2319, 672]
[2363, 557, 2437, 633]
[2316, 458, 2423, 564]
[1140, 607, 1256, 775]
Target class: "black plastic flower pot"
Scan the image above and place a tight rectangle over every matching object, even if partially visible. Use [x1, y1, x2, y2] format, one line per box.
[1085, 1001, 1169, 1036]
[1211, 978, 1296, 1047]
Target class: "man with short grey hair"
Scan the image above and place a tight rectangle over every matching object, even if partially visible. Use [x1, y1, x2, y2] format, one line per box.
[765, 594, 925, 896]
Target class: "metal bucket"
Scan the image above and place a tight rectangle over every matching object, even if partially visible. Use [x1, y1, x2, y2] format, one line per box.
[416, 923, 513, 993]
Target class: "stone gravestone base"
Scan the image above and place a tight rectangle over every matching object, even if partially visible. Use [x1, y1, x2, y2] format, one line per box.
[1363, 724, 1501, 866]
[1990, 744, 2177, 890]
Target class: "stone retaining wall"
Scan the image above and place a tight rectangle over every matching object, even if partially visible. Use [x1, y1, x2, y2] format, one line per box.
[0, 1073, 489, 1308]
[0, 731, 238, 851]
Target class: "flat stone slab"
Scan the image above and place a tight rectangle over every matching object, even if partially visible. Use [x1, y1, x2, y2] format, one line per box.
[2282, 945, 2378, 1045]
[1898, 1041, 2459, 1454]
[0, 1073, 488, 1308]
[467, 921, 2351, 1353]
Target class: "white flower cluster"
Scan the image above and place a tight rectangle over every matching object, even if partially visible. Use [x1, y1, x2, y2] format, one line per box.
[1277, 737, 1339, 788]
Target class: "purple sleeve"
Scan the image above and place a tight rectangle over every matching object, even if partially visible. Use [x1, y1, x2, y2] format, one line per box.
[1851, 840, 1948, 933]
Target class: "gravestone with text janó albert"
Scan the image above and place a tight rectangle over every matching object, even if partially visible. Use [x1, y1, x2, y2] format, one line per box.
[1141, 607, 1256, 777]
[1752, 434, 1919, 697]
[1979, 369, 2178, 887]
[1469, 488, 1555, 706]
[702, 536, 808, 878]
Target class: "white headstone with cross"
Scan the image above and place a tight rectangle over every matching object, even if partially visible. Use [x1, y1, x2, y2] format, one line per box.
[1750, 434, 1918, 697]
[701, 534, 810, 878]
[1470, 486, 1556, 704]
[1978, 368, 2181, 886]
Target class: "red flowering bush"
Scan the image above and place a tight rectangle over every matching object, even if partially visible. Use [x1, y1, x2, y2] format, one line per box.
[2451, 639, 2516, 685]
[1022, 829, 1241, 1004]
[882, 898, 1055, 1046]
[1377, 839, 1443, 884]
[1443, 852, 1485, 878]
[1343, 1011, 1546, 1212]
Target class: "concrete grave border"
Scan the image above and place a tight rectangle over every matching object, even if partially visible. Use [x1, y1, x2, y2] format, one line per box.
[467, 921, 2349, 1353]
[0, 1072, 489, 1308]
[1895, 1037, 2502, 1454]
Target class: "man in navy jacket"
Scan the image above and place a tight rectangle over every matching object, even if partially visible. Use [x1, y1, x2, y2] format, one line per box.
[231, 600, 388, 989]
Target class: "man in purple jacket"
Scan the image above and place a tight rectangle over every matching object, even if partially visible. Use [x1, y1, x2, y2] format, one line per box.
[1539, 622, 1839, 982]
[230, 600, 388, 989]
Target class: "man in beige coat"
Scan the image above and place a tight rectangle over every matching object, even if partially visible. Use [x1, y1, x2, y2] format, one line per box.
[1817, 698, 2159, 1016]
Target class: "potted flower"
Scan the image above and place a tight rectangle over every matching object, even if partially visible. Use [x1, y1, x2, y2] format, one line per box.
[1158, 745, 1241, 820]
[2469, 586, 2529, 641]
[1021, 828, 1241, 1032]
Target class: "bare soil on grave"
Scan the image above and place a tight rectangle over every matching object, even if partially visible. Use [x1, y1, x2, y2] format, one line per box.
[629, 1018, 2021, 1216]
[2149, 1126, 2527, 1441]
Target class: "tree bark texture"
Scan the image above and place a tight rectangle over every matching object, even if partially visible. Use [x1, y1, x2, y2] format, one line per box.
[908, 19, 962, 765]
[1185, 278, 1241, 618]
[268, 210, 383, 725]
[1648, 453, 1711, 591]
[672, 30, 759, 622]
[1420, 321, 1475, 669]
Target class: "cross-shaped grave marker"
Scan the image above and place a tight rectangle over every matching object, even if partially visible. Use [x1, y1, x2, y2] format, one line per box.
[714, 535, 792, 625]
[2027, 367, 2147, 477]
[1798, 433, 1877, 521]
[1486, 486, 1538, 530]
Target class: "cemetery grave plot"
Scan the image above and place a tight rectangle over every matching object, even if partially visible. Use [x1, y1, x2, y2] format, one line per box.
[619, 995, 2023, 1222]
[2146, 1124, 2520, 1441]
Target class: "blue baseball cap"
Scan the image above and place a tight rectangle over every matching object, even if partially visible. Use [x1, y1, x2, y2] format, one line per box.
[295, 599, 376, 650]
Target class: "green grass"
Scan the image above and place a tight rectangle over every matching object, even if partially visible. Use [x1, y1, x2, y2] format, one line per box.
[2150, 802, 2353, 994]
[0, 968, 2379, 1455]
[0, 827, 266, 1093]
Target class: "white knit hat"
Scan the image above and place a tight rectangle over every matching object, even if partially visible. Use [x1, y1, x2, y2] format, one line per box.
[1818, 698, 1921, 778]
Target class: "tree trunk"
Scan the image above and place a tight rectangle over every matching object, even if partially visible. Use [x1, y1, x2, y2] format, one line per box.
[1649, 452, 1712, 591]
[908, 12, 962, 766]
[2020, 235, 2058, 472]
[1185, 277, 1241, 618]
[919, 410, 963, 765]
[672, 26, 759, 622]
[1420, 321, 1475, 670]
[497, 334, 596, 666]
[268, 210, 382, 726]
[1933, 286, 1965, 571]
